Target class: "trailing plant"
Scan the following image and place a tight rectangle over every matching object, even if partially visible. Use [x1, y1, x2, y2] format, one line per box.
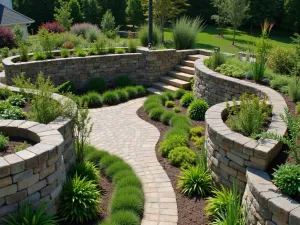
[187, 99, 209, 121]
[178, 165, 212, 197]
[261, 108, 300, 164]
[272, 163, 300, 196]
[180, 92, 194, 108]
[172, 16, 205, 50]
[0, 134, 9, 151]
[60, 174, 101, 223]
[3, 202, 58, 225]
[226, 93, 271, 137]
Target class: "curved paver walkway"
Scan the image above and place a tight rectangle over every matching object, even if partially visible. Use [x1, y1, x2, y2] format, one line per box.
[89, 98, 178, 225]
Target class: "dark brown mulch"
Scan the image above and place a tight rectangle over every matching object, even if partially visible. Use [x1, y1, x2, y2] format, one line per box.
[0, 136, 34, 157]
[136, 103, 210, 225]
[63, 172, 114, 225]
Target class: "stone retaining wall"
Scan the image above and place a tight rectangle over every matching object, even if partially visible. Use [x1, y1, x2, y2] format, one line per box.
[0, 84, 75, 220]
[242, 168, 300, 225]
[194, 59, 287, 190]
[2, 48, 199, 90]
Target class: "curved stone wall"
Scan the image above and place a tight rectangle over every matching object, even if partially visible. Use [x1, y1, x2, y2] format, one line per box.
[2, 48, 199, 90]
[0, 83, 75, 221]
[195, 59, 287, 189]
[242, 168, 300, 225]
[0, 120, 67, 221]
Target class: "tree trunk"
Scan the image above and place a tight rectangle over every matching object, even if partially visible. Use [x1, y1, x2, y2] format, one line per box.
[232, 28, 236, 45]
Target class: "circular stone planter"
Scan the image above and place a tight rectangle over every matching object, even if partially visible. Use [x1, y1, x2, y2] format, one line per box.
[242, 168, 300, 225]
[194, 58, 288, 190]
[0, 120, 67, 221]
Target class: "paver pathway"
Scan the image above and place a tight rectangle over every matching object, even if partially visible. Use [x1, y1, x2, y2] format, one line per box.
[89, 98, 178, 225]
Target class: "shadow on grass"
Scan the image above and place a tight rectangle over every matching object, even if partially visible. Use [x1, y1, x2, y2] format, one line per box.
[194, 43, 216, 50]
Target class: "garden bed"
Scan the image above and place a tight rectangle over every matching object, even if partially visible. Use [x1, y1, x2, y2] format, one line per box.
[137, 95, 210, 225]
[0, 136, 34, 157]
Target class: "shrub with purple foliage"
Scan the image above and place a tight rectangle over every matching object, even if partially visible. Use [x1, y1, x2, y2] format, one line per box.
[40, 21, 65, 33]
[70, 23, 99, 38]
[0, 26, 15, 48]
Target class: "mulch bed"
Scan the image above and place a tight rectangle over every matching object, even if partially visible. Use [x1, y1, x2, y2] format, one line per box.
[136, 101, 210, 225]
[0, 136, 34, 157]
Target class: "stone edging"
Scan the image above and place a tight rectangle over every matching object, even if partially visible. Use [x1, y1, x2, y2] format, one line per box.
[242, 168, 300, 225]
[194, 58, 287, 190]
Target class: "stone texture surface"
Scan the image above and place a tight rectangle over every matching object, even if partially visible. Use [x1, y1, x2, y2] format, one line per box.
[89, 98, 178, 225]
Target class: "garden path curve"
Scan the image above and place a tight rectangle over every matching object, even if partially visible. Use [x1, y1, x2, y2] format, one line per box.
[89, 98, 178, 225]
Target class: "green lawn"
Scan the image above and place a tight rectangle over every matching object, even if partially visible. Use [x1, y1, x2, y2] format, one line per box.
[164, 25, 293, 53]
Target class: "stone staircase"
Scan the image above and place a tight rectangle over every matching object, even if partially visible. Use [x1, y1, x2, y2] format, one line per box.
[147, 54, 207, 94]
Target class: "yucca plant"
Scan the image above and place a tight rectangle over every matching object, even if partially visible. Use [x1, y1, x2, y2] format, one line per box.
[3, 202, 58, 225]
[173, 16, 205, 50]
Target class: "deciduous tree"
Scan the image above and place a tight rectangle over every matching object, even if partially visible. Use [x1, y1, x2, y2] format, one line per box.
[69, 0, 83, 24]
[211, 0, 227, 36]
[126, 0, 145, 27]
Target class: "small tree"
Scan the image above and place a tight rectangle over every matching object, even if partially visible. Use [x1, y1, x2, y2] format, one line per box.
[211, 0, 227, 37]
[101, 10, 119, 38]
[225, 0, 250, 45]
[126, 0, 145, 27]
[13, 25, 24, 45]
[54, 0, 73, 30]
[69, 0, 83, 24]
[141, 0, 190, 42]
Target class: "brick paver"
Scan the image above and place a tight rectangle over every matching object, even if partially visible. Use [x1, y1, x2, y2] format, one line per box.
[89, 98, 178, 225]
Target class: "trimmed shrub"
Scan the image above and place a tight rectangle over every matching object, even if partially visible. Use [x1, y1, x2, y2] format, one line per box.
[165, 100, 175, 108]
[168, 146, 196, 167]
[115, 89, 129, 103]
[190, 126, 205, 137]
[273, 163, 300, 196]
[173, 107, 181, 113]
[191, 136, 205, 148]
[175, 89, 186, 99]
[70, 161, 100, 184]
[88, 77, 107, 93]
[111, 194, 144, 216]
[60, 175, 101, 223]
[40, 21, 65, 33]
[188, 99, 209, 121]
[115, 175, 143, 189]
[110, 210, 140, 225]
[138, 24, 162, 47]
[115, 76, 133, 88]
[159, 134, 188, 157]
[106, 161, 132, 179]
[124, 86, 138, 99]
[178, 165, 212, 197]
[74, 48, 88, 57]
[164, 128, 188, 139]
[0, 26, 15, 48]
[135, 85, 147, 97]
[268, 47, 294, 75]
[180, 93, 194, 107]
[102, 91, 119, 105]
[160, 111, 176, 125]
[149, 107, 165, 121]
[81, 92, 102, 108]
[173, 16, 205, 50]
[112, 170, 137, 184]
[115, 48, 126, 54]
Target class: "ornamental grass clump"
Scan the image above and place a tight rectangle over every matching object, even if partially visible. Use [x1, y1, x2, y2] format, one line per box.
[149, 107, 165, 121]
[99, 155, 123, 171]
[135, 85, 147, 97]
[160, 111, 176, 125]
[0, 134, 9, 151]
[173, 16, 205, 50]
[205, 52, 226, 71]
[70, 161, 100, 184]
[124, 86, 138, 99]
[81, 92, 102, 108]
[180, 92, 195, 108]
[188, 99, 209, 121]
[102, 91, 119, 105]
[110, 210, 140, 225]
[226, 93, 271, 137]
[175, 89, 186, 99]
[138, 24, 161, 47]
[105, 161, 132, 179]
[115, 89, 129, 103]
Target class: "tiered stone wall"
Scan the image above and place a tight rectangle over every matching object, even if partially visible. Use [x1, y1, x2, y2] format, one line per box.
[2, 48, 199, 90]
[242, 168, 300, 225]
[0, 84, 76, 220]
[0, 120, 67, 222]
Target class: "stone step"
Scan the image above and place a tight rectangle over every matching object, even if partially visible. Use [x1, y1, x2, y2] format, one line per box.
[160, 76, 190, 89]
[175, 65, 195, 75]
[152, 82, 179, 92]
[181, 60, 195, 67]
[147, 87, 164, 95]
[187, 54, 208, 61]
[168, 70, 194, 82]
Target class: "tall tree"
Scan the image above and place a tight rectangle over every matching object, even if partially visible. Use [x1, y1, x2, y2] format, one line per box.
[82, 0, 102, 25]
[284, 0, 300, 32]
[102, 0, 127, 26]
[141, 0, 190, 42]
[211, 0, 227, 36]
[126, 0, 145, 27]
[225, 0, 250, 45]
[69, 0, 83, 24]
[186, 0, 214, 22]
[54, 0, 73, 30]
